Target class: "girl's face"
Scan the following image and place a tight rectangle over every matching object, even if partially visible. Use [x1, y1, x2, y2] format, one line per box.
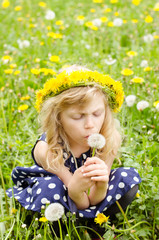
[60, 93, 106, 157]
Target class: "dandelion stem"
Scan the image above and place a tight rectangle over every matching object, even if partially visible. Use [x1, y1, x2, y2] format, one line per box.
[58, 219, 63, 240]
[72, 221, 81, 240]
[0, 165, 9, 215]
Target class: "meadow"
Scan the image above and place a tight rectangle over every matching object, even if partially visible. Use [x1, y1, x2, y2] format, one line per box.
[0, 0, 159, 239]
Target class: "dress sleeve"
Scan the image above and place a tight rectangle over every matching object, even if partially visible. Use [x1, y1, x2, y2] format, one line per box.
[31, 133, 46, 165]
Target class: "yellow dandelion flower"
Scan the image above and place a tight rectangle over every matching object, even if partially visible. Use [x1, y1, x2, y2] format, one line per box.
[131, 77, 144, 83]
[103, 8, 112, 13]
[94, 213, 109, 225]
[56, 20, 64, 26]
[153, 101, 159, 107]
[114, 12, 119, 16]
[14, 6, 22, 11]
[14, 70, 21, 75]
[1, 87, 5, 91]
[85, 21, 93, 27]
[145, 15, 153, 23]
[47, 26, 51, 30]
[132, 0, 141, 6]
[31, 68, 40, 75]
[11, 208, 18, 214]
[93, 0, 103, 3]
[40, 41, 44, 46]
[126, 51, 138, 57]
[17, 17, 23, 22]
[131, 19, 138, 23]
[2, 55, 12, 63]
[38, 2, 46, 7]
[136, 192, 140, 198]
[4, 69, 13, 74]
[10, 64, 17, 68]
[18, 104, 29, 111]
[20, 95, 31, 100]
[2, 0, 10, 8]
[49, 55, 60, 62]
[110, 0, 118, 3]
[90, 8, 96, 12]
[121, 68, 134, 76]
[154, 35, 159, 39]
[47, 32, 63, 39]
[123, 19, 127, 24]
[100, 17, 108, 22]
[90, 25, 98, 31]
[144, 66, 152, 72]
[107, 21, 114, 27]
[29, 23, 36, 28]
[76, 15, 85, 21]
[153, 2, 159, 11]
[34, 58, 41, 63]
[39, 217, 48, 222]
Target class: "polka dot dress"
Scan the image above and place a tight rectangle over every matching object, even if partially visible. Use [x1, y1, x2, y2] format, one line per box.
[6, 134, 141, 218]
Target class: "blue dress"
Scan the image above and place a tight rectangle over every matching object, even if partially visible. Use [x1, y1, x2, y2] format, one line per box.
[6, 134, 141, 218]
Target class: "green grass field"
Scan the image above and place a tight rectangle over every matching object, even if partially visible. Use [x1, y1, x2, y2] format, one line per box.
[0, 0, 159, 239]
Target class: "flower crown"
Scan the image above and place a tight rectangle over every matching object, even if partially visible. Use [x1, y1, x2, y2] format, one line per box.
[35, 70, 124, 112]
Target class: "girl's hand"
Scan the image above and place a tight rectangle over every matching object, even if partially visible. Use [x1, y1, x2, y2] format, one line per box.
[82, 157, 109, 183]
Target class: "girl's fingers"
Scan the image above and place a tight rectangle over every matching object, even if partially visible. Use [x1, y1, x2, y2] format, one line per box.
[82, 169, 108, 178]
[91, 175, 109, 182]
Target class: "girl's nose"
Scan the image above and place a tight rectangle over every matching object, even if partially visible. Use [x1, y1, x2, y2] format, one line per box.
[84, 116, 94, 129]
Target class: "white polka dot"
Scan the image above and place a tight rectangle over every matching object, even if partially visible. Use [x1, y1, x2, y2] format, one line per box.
[17, 187, 23, 191]
[71, 157, 74, 163]
[38, 167, 43, 170]
[116, 194, 121, 200]
[25, 205, 29, 209]
[118, 182, 125, 188]
[107, 195, 112, 202]
[40, 174, 44, 177]
[41, 198, 49, 204]
[111, 170, 116, 174]
[82, 154, 87, 159]
[12, 174, 17, 179]
[131, 184, 135, 188]
[63, 196, 67, 202]
[26, 197, 30, 202]
[95, 210, 100, 216]
[109, 184, 114, 190]
[63, 185, 66, 190]
[63, 152, 68, 159]
[27, 188, 32, 194]
[44, 177, 51, 180]
[121, 172, 128, 177]
[54, 194, 60, 200]
[133, 177, 139, 182]
[15, 196, 20, 199]
[90, 206, 96, 209]
[30, 197, 34, 203]
[103, 207, 107, 211]
[21, 171, 27, 175]
[19, 175, 25, 178]
[134, 169, 138, 173]
[48, 183, 56, 189]
[8, 189, 12, 192]
[110, 175, 115, 181]
[30, 173, 36, 176]
[79, 213, 84, 217]
[123, 167, 130, 170]
[15, 168, 19, 173]
[30, 165, 36, 169]
[85, 209, 91, 212]
[31, 204, 35, 210]
[17, 181, 22, 187]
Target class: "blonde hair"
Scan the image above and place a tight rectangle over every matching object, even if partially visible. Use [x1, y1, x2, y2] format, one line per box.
[39, 86, 121, 170]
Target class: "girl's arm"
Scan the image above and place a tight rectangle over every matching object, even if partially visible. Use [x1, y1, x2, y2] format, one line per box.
[33, 141, 73, 187]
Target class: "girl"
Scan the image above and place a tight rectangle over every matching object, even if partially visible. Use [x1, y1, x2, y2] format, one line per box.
[6, 66, 141, 219]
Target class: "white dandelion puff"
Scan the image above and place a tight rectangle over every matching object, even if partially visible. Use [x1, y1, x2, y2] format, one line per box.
[137, 100, 149, 111]
[45, 10, 55, 20]
[45, 203, 64, 222]
[125, 95, 136, 107]
[88, 133, 106, 150]
[156, 103, 159, 111]
[143, 34, 154, 43]
[113, 18, 123, 27]
[140, 60, 148, 68]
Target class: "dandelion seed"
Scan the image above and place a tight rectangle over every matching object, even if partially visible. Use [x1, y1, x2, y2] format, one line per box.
[21, 223, 27, 228]
[45, 203, 64, 222]
[137, 101, 149, 111]
[88, 133, 106, 149]
[125, 95, 136, 107]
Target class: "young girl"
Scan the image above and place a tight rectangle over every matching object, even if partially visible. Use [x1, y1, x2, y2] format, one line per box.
[6, 66, 141, 219]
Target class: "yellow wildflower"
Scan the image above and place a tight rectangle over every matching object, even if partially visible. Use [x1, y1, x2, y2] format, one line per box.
[103, 8, 112, 13]
[153, 2, 159, 11]
[2, 55, 12, 63]
[39, 217, 48, 222]
[107, 21, 114, 27]
[40, 41, 44, 46]
[121, 68, 134, 76]
[11, 208, 18, 214]
[132, 0, 141, 6]
[29, 23, 36, 28]
[20, 95, 31, 100]
[94, 213, 109, 225]
[18, 104, 29, 111]
[126, 51, 138, 57]
[10, 64, 17, 68]
[2, 0, 10, 8]
[131, 19, 138, 23]
[47, 32, 63, 39]
[14, 70, 21, 75]
[4, 69, 13, 74]
[145, 15, 153, 23]
[100, 17, 108, 22]
[31, 68, 40, 75]
[110, 0, 118, 3]
[49, 55, 60, 62]
[17, 17, 23, 22]
[143, 66, 152, 72]
[1, 87, 5, 91]
[14, 6, 22, 11]
[76, 15, 85, 21]
[136, 192, 140, 198]
[38, 2, 46, 7]
[123, 20, 127, 24]
[131, 77, 144, 83]
[114, 12, 119, 16]
[153, 101, 159, 107]
[93, 0, 103, 3]
[154, 35, 159, 39]
[55, 20, 63, 26]
[90, 8, 96, 13]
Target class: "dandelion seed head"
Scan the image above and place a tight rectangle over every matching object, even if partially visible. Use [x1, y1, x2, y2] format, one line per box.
[88, 133, 106, 149]
[45, 203, 64, 222]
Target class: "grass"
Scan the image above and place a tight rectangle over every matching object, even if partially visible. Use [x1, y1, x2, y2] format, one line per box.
[0, 0, 159, 239]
